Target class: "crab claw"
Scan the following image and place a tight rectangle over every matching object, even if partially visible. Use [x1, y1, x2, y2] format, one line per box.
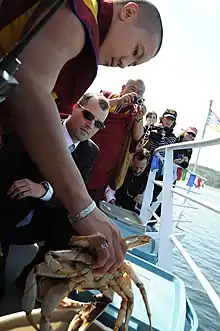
[124, 235, 152, 250]
[67, 296, 110, 331]
[69, 233, 107, 250]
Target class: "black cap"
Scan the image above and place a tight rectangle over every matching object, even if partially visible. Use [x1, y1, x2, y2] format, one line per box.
[163, 109, 177, 120]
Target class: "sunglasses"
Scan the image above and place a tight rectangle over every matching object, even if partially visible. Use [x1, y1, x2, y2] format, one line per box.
[187, 132, 196, 138]
[78, 104, 105, 130]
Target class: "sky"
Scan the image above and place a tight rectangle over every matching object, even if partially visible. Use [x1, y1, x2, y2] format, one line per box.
[88, 0, 220, 171]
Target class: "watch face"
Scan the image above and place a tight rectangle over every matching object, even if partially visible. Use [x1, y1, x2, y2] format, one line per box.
[43, 182, 49, 191]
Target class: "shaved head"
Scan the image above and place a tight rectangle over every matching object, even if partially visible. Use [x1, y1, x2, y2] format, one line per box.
[115, 0, 163, 56]
[99, 0, 163, 67]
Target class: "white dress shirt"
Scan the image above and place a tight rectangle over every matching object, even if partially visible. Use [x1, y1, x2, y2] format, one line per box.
[63, 118, 80, 150]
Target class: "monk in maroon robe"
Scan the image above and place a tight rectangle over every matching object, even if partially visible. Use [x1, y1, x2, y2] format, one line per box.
[0, 1, 163, 274]
[88, 79, 146, 201]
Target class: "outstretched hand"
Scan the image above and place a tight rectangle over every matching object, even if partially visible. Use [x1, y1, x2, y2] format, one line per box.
[73, 207, 127, 275]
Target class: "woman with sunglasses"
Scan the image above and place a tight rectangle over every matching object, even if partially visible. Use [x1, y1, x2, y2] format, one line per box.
[174, 127, 197, 169]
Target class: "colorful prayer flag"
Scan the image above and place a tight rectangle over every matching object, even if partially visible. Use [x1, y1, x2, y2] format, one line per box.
[207, 110, 220, 132]
[181, 168, 188, 181]
[194, 177, 202, 188]
[187, 174, 196, 187]
[151, 155, 159, 171]
[176, 167, 183, 181]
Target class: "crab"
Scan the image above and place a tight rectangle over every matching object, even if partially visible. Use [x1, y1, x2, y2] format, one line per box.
[22, 233, 152, 331]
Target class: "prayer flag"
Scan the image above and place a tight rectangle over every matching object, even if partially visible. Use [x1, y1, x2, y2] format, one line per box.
[187, 174, 196, 187]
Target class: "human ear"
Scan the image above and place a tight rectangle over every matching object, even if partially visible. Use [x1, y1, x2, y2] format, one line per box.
[119, 2, 139, 21]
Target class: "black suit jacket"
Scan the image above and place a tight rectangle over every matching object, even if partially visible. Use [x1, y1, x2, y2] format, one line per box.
[73, 139, 99, 185]
[0, 131, 99, 236]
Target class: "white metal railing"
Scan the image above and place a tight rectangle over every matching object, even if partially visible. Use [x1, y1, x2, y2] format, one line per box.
[140, 136, 220, 315]
[170, 234, 220, 315]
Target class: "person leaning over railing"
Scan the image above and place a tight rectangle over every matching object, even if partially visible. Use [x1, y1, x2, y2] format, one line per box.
[174, 127, 198, 169]
[147, 109, 177, 231]
[0, 0, 163, 275]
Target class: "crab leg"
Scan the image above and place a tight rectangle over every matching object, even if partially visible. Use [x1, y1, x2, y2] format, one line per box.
[122, 293, 133, 331]
[67, 302, 97, 331]
[111, 285, 128, 331]
[40, 279, 75, 331]
[22, 268, 40, 331]
[123, 262, 152, 331]
[117, 274, 134, 331]
[67, 294, 110, 331]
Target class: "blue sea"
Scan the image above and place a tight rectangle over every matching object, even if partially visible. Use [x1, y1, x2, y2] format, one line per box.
[173, 187, 220, 330]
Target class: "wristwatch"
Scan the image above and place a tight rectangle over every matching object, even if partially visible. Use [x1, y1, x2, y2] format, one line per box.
[41, 181, 49, 192]
[40, 181, 54, 201]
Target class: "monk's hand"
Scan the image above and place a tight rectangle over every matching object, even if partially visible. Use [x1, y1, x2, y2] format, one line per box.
[73, 207, 127, 275]
[118, 92, 137, 105]
[7, 179, 46, 199]
[135, 104, 147, 121]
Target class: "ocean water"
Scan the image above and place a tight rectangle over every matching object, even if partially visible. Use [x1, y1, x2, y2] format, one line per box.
[173, 187, 220, 330]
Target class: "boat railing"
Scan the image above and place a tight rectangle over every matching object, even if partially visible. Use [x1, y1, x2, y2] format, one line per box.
[140, 136, 220, 315]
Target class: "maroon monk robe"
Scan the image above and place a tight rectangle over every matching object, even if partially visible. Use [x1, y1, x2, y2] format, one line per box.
[0, 0, 113, 141]
[87, 101, 138, 201]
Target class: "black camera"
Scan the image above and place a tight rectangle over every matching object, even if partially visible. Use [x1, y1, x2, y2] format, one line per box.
[149, 125, 163, 133]
[148, 125, 165, 142]
[0, 58, 21, 104]
[133, 96, 144, 105]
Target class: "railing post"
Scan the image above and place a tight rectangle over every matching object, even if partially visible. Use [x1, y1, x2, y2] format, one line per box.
[140, 168, 157, 224]
[158, 148, 174, 272]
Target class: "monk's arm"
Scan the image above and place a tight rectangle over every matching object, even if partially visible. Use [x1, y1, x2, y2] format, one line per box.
[132, 119, 144, 140]
[6, 6, 92, 215]
[108, 97, 122, 107]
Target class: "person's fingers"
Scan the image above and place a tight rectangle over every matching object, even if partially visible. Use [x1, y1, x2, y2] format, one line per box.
[16, 190, 31, 200]
[121, 237, 128, 256]
[105, 226, 126, 274]
[107, 233, 126, 274]
[93, 224, 122, 274]
[93, 245, 111, 275]
[7, 180, 29, 196]
[8, 186, 29, 199]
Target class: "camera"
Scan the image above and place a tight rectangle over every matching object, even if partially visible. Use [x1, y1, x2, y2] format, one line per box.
[0, 58, 21, 104]
[133, 96, 144, 105]
[150, 125, 164, 134]
[148, 125, 165, 142]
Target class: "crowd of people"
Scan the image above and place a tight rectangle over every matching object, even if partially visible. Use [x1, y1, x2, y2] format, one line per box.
[0, 0, 197, 309]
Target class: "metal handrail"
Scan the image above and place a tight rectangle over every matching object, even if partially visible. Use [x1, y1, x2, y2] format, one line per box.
[171, 188, 220, 215]
[171, 234, 220, 315]
[152, 137, 220, 316]
[155, 136, 220, 153]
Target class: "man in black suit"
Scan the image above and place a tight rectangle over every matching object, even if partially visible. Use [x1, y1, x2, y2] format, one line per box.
[0, 92, 109, 300]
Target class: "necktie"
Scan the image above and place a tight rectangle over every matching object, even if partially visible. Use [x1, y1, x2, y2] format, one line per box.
[69, 144, 75, 153]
